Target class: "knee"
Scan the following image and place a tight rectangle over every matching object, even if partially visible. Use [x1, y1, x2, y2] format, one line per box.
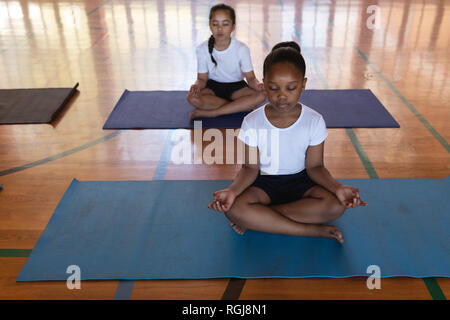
[333, 202, 346, 218]
[226, 198, 248, 222]
[254, 91, 267, 104]
[226, 203, 242, 222]
[187, 94, 202, 108]
[322, 199, 346, 222]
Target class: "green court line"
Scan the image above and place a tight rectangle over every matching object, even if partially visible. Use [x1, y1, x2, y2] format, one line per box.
[0, 131, 122, 177]
[307, 0, 449, 153]
[345, 129, 379, 179]
[113, 130, 175, 300]
[353, 46, 449, 153]
[293, 27, 378, 180]
[423, 278, 447, 300]
[86, 0, 113, 16]
[289, 2, 446, 301]
[222, 278, 246, 300]
[1, 0, 445, 302]
[0, 249, 32, 257]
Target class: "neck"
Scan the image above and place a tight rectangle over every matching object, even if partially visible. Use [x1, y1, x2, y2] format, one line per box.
[267, 103, 301, 117]
[214, 37, 231, 50]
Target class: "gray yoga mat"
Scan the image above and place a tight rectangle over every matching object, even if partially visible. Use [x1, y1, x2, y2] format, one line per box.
[0, 83, 79, 124]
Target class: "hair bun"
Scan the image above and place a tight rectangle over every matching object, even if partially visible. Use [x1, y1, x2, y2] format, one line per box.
[263, 41, 305, 77]
[271, 41, 301, 53]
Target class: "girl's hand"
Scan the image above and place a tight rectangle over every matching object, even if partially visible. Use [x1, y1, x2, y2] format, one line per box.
[335, 185, 368, 208]
[208, 189, 236, 212]
[256, 82, 265, 92]
[189, 84, 200, 96]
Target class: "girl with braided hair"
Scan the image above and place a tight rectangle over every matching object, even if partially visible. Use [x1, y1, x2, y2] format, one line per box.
[188, 4, 266, 119]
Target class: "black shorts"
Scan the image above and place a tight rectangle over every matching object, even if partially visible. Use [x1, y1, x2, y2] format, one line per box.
[252, 169, 317, 205]
[205, 79, 248, 101]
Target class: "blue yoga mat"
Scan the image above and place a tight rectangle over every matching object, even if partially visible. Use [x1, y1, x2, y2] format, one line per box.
[102, 89, 399, 129]
[17, 177, 449, 281]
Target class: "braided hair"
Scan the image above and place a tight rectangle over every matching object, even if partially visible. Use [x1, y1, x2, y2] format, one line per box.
[208, 4, 236, 67]
[208, 35, 217, 66]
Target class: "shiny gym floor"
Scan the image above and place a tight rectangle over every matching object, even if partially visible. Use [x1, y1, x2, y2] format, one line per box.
[0, 0, 449, 300]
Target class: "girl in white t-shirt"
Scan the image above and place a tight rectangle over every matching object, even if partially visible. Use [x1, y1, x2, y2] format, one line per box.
[208, 42, 367, 243]
[187, 4, 266, 119]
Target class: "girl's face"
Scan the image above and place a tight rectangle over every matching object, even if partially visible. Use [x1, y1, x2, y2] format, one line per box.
[263, 62, 307, 111]
[209, 10, 235, 41]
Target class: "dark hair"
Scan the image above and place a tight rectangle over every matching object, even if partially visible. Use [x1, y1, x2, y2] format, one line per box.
[272, 41, 301, 53]
[208, 4, 236, 66]
[263, 41, 305, 77]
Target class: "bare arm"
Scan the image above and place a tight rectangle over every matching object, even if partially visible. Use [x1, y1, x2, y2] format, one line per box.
[305, 142, 342, 194]
[194, 72, 208, 89]
[243, 70, 263, 91]
[189, 73, 209, 96]
[209, 143, 259, 212]
[229, 143, 259, 196]
[306, 142, 367, 208]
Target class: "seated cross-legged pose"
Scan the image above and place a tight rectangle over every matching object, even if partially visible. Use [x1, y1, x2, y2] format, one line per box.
[187, 3, 266, 119]
[208, 42, 367, 243]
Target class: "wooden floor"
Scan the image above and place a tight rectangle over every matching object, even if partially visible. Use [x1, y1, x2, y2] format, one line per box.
[0, 0, 449, 300]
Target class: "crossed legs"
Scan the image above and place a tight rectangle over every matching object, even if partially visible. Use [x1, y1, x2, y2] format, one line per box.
[224, 185, 346, 243]
[188, 86, 266, 119]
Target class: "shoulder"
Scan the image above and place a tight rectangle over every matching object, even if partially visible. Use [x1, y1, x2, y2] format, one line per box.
[302, 105, 324, 122]
[196, 40, 209, 54]
[301, 105, 327, 135]
[232, 38, 249, 48]
[242, 105, 265, 126]
[232, 38, 250, 53]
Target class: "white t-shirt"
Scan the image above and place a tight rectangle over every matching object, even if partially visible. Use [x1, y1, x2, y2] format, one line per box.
[196, 38, 254, 83]
[237, 104, 328, 175]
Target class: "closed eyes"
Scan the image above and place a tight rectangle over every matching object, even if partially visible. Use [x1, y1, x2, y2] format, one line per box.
[269, 87, 297, 91]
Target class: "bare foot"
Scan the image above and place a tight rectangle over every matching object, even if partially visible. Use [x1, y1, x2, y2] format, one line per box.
[187, 92, 202, 108]
[229, 221, 246, 235]
[189, 108, 217, 119]
[189, 109, 199, 119]
[318, 225, 344, 243]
